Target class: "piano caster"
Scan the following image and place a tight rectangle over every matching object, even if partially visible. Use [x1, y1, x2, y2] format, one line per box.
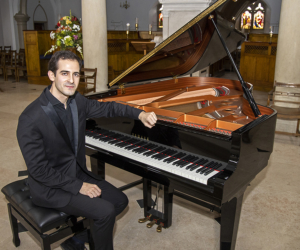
[138, 214, 151, 223]
[146, 219, 157, 228]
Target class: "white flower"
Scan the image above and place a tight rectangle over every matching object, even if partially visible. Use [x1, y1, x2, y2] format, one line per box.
[61, 39, 65, 44]
[63, 36, 71, 40]
[50, 31, 55, 39]
[72, 24, 80, 31]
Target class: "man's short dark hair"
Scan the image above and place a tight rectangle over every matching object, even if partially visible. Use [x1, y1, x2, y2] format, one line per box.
[48, 50, 82, 75]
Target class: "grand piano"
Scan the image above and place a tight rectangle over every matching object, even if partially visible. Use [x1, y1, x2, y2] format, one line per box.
[84, 0, 277, 249]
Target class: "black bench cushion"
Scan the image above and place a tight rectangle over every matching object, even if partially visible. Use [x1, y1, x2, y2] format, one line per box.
[1, 178, 73, 233]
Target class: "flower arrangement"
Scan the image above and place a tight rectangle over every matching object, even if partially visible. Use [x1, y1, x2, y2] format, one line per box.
[45, 10, 83, 58]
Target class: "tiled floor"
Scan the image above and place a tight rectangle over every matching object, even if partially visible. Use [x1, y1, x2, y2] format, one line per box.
[0, 78, 299, 250]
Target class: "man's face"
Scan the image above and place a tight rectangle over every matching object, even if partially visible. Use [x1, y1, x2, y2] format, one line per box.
[48, 59, 80, 98]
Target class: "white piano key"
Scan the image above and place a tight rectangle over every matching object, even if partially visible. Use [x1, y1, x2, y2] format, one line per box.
[86, 133, 221, 185]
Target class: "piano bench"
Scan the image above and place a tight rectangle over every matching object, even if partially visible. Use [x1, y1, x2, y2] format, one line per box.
[1, 178, 95, 250]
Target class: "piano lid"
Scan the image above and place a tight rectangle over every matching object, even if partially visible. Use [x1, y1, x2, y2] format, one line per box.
[108, 0, 254, 88]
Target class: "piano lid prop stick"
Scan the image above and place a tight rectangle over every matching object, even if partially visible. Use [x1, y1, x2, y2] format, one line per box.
[208, 15, 261, 117]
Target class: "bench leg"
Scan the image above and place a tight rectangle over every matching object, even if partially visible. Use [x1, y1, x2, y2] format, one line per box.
[40, 235, 51, 250]
[7, 203, 20, 247]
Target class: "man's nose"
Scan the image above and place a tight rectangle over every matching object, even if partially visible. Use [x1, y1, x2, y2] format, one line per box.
[69, 74, 74, 83]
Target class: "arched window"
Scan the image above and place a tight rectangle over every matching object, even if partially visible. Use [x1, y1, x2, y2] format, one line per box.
[240, 1, 265, 31]
[241, 10, 252, 29]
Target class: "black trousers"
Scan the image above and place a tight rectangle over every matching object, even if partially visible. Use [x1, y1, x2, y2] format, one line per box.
[56, 171, 128, 250]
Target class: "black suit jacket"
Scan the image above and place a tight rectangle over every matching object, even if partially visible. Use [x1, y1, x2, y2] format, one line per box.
[17, 87, 143, 208]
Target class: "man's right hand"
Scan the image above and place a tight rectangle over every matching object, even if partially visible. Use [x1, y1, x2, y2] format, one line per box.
[79, 182, 101, 198]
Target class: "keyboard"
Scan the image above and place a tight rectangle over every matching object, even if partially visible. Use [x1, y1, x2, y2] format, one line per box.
[85, 129, 226, 185]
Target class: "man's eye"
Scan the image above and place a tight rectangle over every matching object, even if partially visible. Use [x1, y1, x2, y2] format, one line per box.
[74, 73, 80, 77]
[62, 72, 68, 76]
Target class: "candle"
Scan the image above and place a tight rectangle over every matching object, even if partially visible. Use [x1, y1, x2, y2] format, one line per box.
[149, 24, 152, 35]
[126, 23, 130, 35]
[135, 18, 138, 30]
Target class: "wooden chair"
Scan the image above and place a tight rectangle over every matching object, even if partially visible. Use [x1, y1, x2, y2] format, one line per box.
[268, 82, 300, 136]
[5, 51, 18, 81]
[78, 68, 97, 95]
[19, 48, 25, 55]
[15, 53, 27, 82]
[4, 46, 11, 53]
[0, 52, 7, 80]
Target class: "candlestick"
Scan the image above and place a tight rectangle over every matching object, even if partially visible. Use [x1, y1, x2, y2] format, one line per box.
[126, 23, 130, 38]
[269, 26, 273, 44]
[135, 18, 138, 31]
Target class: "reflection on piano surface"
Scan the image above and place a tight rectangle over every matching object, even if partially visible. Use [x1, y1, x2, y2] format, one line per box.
[85, 0, 277, 249]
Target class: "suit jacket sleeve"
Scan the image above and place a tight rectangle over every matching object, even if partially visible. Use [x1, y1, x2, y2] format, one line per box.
[17, 113, 83, 195]
[84, 97, 143, 119]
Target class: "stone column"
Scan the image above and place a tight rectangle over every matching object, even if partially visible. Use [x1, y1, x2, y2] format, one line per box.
[160, 0, 212, 39]
[14, 0, 30, 49]
[82, 0, 108, 92]
[160, 0, 212, 76]
[273, 0, 300, 134]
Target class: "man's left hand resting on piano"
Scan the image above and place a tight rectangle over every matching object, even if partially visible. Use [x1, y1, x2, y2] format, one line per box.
[138, 111, 157, 128]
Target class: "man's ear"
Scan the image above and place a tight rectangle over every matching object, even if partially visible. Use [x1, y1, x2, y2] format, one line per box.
[48, 70, 55, 82]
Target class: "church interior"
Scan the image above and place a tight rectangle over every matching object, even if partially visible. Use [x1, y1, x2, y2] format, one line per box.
[0, 0, 300, 249]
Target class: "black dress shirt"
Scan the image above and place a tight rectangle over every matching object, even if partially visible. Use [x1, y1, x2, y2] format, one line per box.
[45, 86, 75, 151]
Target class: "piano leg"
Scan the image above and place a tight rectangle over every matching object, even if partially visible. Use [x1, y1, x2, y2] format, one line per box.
[163, 184, 173, 228]
[220, 194, 244, 250]
[90, 153, 105, 179]
[143, 178, 152, 217]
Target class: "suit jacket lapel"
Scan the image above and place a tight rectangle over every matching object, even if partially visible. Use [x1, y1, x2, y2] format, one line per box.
[41, 102, 74, 152]
[69, 99, 78, 156]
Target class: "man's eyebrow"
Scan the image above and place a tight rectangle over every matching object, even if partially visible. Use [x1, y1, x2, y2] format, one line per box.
[59, 70, 80, 74]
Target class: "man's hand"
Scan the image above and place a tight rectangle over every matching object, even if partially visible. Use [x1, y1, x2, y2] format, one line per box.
[139, 112, 157, 129]
[79, 182, 101, 198]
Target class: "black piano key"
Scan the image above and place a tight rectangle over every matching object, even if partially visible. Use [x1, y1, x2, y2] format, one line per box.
[186, 158, 205, 170]
[196, 162, 211, 173]
[179, 161, 192, 168]
[125, 141, 147, 150]
[209, 162, 220, 170]
[204, 169, 214, 176]
[199, 162, 215, 174]
[153, 154, 169, 161]
[164, 152, 186, 163]
[153, 149, 173, 159]
[153, 146, 166, 153]
[115, 137, 138, 147]
[173, 155, 196, 166]
[108, 135, 128, 144]
[143, 150, 158, 157]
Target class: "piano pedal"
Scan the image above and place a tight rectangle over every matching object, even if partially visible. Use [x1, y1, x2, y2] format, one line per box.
[156, 225, 162, 232]
[156, 222, 164, 233]
[138, 214, 152, 223]
[146, 219, 157, 228]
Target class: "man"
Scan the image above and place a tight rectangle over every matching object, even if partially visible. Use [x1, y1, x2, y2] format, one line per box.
[17, 51, 157, 250]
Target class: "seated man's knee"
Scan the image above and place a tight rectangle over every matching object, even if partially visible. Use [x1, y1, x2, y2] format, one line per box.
[98, 203, 116, 222]
[116, 193, 128, 215]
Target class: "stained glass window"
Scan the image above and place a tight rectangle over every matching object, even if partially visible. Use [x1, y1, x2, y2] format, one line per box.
[253, 11, 264, 29]
[239, 1, 266, 31]
[241, 11, 252, 29]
